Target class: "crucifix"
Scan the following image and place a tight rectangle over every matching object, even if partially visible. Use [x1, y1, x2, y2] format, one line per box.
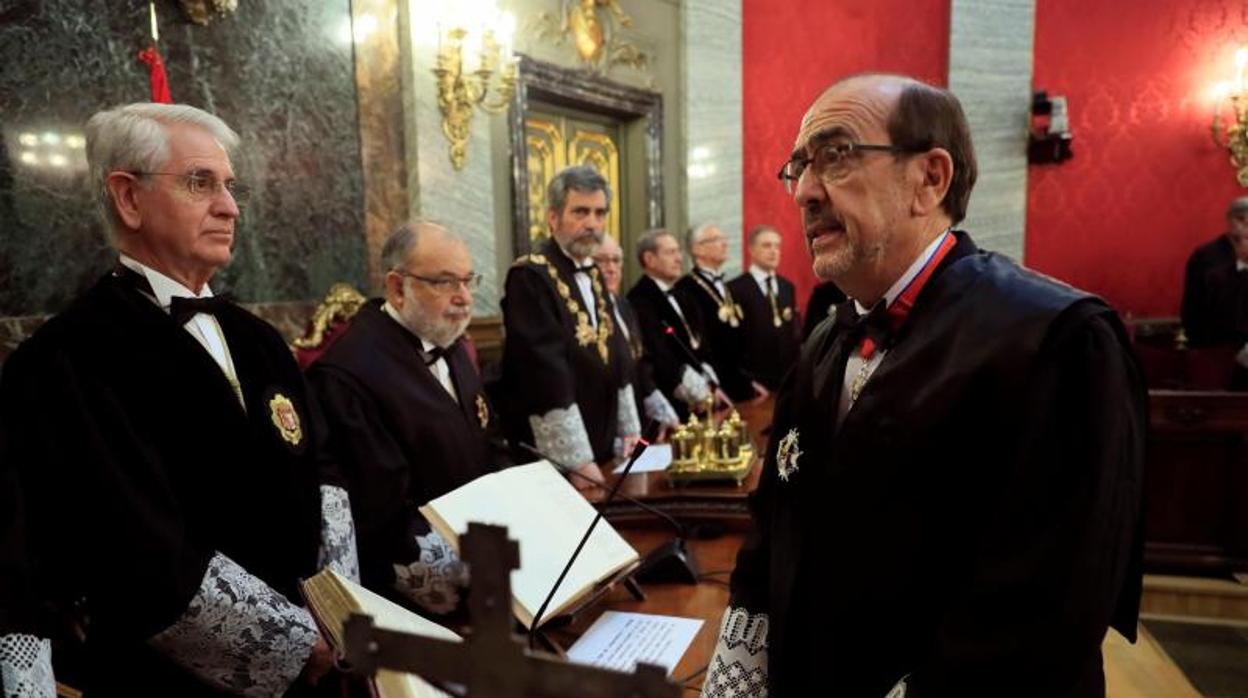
[343, 522, 680, 697]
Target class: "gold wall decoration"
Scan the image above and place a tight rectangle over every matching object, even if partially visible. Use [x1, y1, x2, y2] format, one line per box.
[179, 0, 238, 26]
[1212, 48, 1248, 187]
[532, 0, 649, 75]
[524, 112, 622, 244]
[433, 9, 519, 170]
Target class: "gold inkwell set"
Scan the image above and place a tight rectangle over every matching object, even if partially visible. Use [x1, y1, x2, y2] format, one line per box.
[666, 396, 754, 484]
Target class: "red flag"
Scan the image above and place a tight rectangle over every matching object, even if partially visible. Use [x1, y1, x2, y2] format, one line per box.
[137, 46, 172, 103]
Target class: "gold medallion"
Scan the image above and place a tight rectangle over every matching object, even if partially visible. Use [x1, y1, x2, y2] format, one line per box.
[268, 393, 303, 446]
[475, 394, 490, 428]
[782, 306, 793, 322]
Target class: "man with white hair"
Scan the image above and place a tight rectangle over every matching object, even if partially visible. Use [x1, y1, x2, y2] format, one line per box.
[309, 221, 511, 615]
[0, 103, 357, 696]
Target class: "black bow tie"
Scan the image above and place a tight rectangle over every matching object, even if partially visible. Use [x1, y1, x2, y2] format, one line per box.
[423, 345, 447, 366]
[699, 270, 724, 284]
[832, 300, 892, 350]
[169, 295, 234, 326]
[575, 264, 596, 274]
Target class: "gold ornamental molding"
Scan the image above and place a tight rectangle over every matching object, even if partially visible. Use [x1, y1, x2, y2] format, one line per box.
[179, 0, 238, 26]
[532, 0, 649, 75]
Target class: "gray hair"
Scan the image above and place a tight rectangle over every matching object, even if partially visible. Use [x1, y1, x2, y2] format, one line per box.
[747, 224, 780, 246]
[636, 228, 675, 266]
[1229, 196, 1248, 219]
[687, 222, 719, 250]
[380, 219, 461, 272]
[547, 165, 612, 214]
[85, 103, 239, 244]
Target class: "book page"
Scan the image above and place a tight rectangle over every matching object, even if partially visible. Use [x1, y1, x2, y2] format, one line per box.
[567, 611, 703, 674]
[420, 460, 639, 628]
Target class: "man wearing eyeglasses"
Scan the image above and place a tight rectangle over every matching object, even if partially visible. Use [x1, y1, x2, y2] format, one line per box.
[500, 165, 641, 491]
[671, 223, 760, 403]
[308, 221, 510, 616]
[702, 75, 1145, 698]
[0, 103, 356, 696]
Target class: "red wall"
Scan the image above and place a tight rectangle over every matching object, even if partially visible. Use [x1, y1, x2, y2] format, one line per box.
[741, 0, 950, 309]
[1028, 1, 1247, 317]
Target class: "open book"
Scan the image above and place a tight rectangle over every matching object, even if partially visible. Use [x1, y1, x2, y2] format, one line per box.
[419, 460, 640, 629]
[300, 568, 461, 698]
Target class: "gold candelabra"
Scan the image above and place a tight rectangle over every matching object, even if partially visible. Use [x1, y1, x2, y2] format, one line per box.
[1211, 48, 1248, 187]
[666, 397, 754, 484]
[433, 14, 518, 170]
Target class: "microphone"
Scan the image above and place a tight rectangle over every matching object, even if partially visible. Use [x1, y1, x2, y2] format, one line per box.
[662, 321, 721, 396]
[518, 436, 702, 596]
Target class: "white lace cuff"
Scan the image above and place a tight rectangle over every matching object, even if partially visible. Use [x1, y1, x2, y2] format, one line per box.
[884, 675, 910, 698]
[529, 404, 595, 466]
[616, 384, 641, 438]
[393, 531, 469, 615]
[673, 365, 712, 406]
[701, 606, 769, 698]
[317, 484, 361, 583]
[1, 634, 55, 698]
[643, 389, 680, 426]
[148, 552, 320, 697]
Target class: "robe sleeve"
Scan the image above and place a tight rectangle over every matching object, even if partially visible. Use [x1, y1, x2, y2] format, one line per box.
[0, 450, 56, 698]
[1, 340, 319, 696]
[502, 265, 595, 465]
[905, 305, 1146, 697]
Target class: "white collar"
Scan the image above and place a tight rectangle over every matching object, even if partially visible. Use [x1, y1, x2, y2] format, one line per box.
[696, 264, 723, 278]
[381, 301, 438, 353]
[1238, 259, 1248, 272]
[556, 242, 592, 269]
[852, 230, 950, 315]
[748, 264, 775, 285]
[648, 274, 676, 293]
[118, 254, 213, 308]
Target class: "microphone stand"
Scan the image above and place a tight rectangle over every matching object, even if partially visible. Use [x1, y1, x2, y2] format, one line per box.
[661, 321, 724, 404]
[525, 422, 660, 649]
[518, 441, 701, 587]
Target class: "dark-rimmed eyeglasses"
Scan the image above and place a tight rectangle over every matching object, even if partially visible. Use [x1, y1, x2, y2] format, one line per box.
[397, 271, 482, 294]
[777, 142, 920, 194]
[129, 171, 251, 207]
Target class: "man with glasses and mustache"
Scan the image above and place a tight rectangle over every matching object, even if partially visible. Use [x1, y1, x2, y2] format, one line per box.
[500, 165, 641, 491]
[309, 221, 510, 616]
[0, 103, 356, 696]
[701, 75, 1145, 698]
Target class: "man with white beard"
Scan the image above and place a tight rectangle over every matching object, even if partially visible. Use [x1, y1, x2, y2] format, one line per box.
[309, 221, 511, 615]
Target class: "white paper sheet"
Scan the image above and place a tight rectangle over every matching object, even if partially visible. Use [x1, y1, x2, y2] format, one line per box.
[566, 610, 703, 675]
[613, 443, 673, 474]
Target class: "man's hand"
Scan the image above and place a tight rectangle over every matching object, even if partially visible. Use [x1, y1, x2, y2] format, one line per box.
[749, 381, 771, 405]
[618, 434, 641, 460]
[302, 635, 335, 686]
[571, 462, 605, 492]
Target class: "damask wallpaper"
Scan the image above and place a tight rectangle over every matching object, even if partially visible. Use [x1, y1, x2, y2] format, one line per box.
[1028, 0, 1248, 317]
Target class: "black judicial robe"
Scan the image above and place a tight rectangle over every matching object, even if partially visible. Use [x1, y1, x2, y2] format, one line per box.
[729, 233, 1146, 697]
[727, 271, 801, 391]
[500, 237, 632, 464]
[308, 301, 510, 594]
[1181, 234, 1248, 347]
[0, 273, 329, 697]
[801, 280, 847, 340]
[627, 275, 714, 415]
[614, 293, 661, 421]
[673, 270, 753, 401]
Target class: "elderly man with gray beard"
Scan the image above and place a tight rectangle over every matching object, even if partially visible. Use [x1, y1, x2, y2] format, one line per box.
[309, 221, 511, 616]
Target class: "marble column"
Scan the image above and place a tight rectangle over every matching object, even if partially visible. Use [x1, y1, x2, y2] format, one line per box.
[681, 0, 744, 275]
[948, 0, 1036, 261]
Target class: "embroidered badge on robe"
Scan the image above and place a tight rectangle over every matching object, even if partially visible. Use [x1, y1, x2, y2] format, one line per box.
[476, 394, 490, 428]
[776, 428, 801, 481]
[268, 393, 303, 447]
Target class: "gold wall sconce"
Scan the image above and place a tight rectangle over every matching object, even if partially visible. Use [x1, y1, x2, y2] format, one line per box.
[1211, 48, 1248, 187]
[432, 3, 518, 170]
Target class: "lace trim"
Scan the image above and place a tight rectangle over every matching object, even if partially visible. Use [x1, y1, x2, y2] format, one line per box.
[317, 485, 360, 583]
[701, 607, 769, 698]
[673, 365, 711, 406]
[0, 634, 54, 698]
[529, 405, 595, 466]
[616, 384, 641, 439]
[701, 362, 721, 387]
[148, 552, 320, 697]
[642, 389, 680, 427]
[884, 675, 910, 698]
[392, 531, 469, 615]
